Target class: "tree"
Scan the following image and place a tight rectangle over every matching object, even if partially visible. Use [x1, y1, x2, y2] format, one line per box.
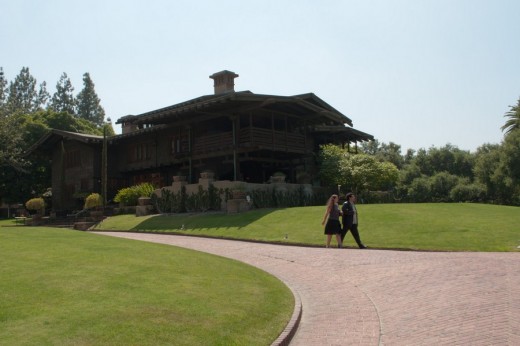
[0, 67, 7, 116]
[318, 144, 345, 187]
[429, 172, 460, 202]
[342, 154, 399, 193]
[359, 139, 380, 155]
[318, 144, 398, 193]
[501, 96, 520, 135]
[76, 72, 105, 126]
[5, 67, 45, 115]
[473, 143, 501, 201]
[0, 114, 26, 170]
[36, 81, 50, 111]
[493, 130, 520, 204]
[360, 140, 404, 168]
[50, 72, 75, 115]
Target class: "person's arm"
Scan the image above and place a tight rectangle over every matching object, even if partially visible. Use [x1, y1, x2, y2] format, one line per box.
[343, 202, 354, 215]
[322, 208, 329, 225]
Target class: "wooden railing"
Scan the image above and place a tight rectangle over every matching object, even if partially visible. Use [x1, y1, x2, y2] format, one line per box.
[192, 127, 307, 155]
[192, 132, 233, 154]
[239, 127, 306, 153]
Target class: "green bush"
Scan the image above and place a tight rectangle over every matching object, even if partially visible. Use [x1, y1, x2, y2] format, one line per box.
[25, 197, 45, 212]
[450, 182, 487, 202]
[114, 183, 155, 206]
[84, 193, 102, 209]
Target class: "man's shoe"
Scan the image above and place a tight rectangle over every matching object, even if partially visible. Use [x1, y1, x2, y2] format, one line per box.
[359, 245, 367, 249]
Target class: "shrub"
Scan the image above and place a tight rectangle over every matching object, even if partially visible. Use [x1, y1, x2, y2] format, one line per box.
[84, 193, 103, 209]
[25, 197, 45, 212]
[114, 183, 155, 206]
[450, 182, 487, 202]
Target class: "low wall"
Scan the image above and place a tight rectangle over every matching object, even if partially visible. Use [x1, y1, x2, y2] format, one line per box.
[153, 178, 314, 213]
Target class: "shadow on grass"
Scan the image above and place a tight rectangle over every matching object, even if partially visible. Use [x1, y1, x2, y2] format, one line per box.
[128, 209, 280, 231]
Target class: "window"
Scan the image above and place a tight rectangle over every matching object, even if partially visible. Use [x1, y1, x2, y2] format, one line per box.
[170, 135, 189, 156]
[129, 142, 153, 162]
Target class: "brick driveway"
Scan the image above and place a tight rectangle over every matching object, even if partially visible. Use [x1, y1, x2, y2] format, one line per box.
[93, 232, 520, 346]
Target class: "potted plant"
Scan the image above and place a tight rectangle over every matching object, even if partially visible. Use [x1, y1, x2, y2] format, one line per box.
[25, 197, 45, 216]
[84, 193, 103, 219]
[25, 197, 45, 225]
[84, 193, 103, 209]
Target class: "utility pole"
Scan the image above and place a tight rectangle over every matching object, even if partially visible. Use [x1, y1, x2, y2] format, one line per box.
[102, 118, 111, 207]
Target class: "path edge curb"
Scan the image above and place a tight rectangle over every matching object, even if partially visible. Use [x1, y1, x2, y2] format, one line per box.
[271, 286, 302, 346]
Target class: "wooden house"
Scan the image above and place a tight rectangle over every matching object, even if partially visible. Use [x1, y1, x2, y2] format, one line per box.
[29, 70, 373, 211]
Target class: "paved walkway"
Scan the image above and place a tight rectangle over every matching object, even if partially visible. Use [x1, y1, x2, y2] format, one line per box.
[93, 232, 520, 346]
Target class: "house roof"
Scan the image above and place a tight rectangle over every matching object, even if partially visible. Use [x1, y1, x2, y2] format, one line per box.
[25, 129, 103, 155]
[117, 91, 355, 127]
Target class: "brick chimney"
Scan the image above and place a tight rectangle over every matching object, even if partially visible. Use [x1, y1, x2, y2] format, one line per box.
[209, 70, 239, 94]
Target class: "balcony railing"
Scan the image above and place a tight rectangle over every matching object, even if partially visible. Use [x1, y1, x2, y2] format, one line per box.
[191, 127, 307, 155]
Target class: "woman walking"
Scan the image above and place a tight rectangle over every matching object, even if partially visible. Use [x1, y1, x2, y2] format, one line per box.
[321, 194, 343, 248]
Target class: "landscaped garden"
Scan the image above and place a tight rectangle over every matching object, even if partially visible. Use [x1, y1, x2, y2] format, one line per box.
[1, 202, 518, 345]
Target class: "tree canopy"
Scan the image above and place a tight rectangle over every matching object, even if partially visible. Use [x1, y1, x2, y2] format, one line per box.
[49, 72, 75, 115]
[76, 72, 105, 126]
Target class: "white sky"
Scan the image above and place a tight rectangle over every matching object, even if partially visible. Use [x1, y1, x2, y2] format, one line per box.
[2, 0, 519, 152]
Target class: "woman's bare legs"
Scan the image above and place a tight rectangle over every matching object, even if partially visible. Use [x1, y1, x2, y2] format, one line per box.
[326, 234, 332, 248]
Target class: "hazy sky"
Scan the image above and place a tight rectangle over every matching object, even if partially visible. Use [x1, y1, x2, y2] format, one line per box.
[2, 0, 519, 152]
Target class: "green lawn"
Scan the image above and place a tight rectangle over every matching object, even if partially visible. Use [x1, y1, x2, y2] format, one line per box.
[94, 203, 520, 252]
[1, 203, 517, 344]
[0, 226, 293, 345]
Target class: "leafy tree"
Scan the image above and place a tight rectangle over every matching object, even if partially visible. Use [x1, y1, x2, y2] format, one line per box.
[403, 148, 415, 165]
[0, 114, 26, 171]
[407, 176, 431, 202]
[493, 130, 520, 204]
[319, 144, 399, 193]
[377, 142, 404, 168]
[398, 163, 422, 186]
[429, 172, 460, 202]
[359, 139, 379, 155]
[76, 72, 105, 126]
[501, 96, 520, 135]
[412, 144, 474, 178]
[450, 180, 486, 202]
[342, 154, 399, 193]
[29, 110, 107, 136]
[318, 144, 344, 187]
[50, 72, 75, 115]
[473, 143, 501, 201]
[360, 140, 404, 168]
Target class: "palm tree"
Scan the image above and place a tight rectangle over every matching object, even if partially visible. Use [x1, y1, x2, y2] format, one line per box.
[501, 96, 520, 135]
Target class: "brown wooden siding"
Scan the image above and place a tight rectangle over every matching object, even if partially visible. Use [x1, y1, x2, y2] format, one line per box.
[191, 127, 307, 155]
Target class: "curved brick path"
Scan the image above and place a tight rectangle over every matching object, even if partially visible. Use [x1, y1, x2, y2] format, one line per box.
[92, 232, 519, 345]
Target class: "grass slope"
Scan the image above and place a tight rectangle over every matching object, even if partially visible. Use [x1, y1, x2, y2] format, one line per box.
[95, 203, 520, 251]
[0, 226, 293, 345]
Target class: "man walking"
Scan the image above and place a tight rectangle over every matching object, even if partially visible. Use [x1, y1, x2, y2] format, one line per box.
[341, 192, 367, 249]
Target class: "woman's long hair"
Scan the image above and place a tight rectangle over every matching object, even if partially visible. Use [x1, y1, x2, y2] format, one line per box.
[326, 194, 338, 213]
